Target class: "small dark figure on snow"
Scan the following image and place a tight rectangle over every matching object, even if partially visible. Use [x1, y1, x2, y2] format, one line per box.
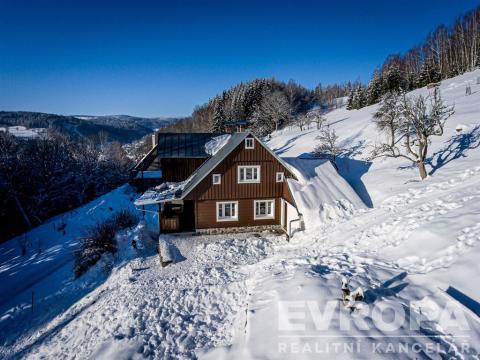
[341, 277, 350, 305]
[131, 239, 137, 249]
[341, 277, 364, 312]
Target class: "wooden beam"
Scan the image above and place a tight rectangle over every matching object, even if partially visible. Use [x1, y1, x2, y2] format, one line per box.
[158, 203, 161, 234]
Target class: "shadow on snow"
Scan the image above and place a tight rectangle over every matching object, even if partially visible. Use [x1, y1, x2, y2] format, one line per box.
[336, 141, 374, 208]
[364, 271, 409, 304]
[427, 125, 480, 175]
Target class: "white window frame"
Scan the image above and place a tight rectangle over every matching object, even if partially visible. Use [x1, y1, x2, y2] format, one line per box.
[212, 173, 221, 185]
[216, 201, 238, 222]
[238, 165, 261, 183]
[254, 199, 275, 220]
[276, 172, 284, 182]
[245, 138, 255, 149]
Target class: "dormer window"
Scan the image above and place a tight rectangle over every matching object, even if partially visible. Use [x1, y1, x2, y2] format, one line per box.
[245, 138, 254, 149]
[212, 174, 221, 185]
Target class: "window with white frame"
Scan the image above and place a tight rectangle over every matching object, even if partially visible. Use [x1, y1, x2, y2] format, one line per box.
[216, 201, 238, 221]
[238, 165, 261, 183]
[254, 200, 275, 220]
[212, 174, 221, 185]
[245, 138, 254, 149]
[276, 172, 284, 182]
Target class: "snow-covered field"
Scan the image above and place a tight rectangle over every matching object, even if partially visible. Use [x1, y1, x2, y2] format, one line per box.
[0, 126, 46, 138]
[1, 70, 480, 359]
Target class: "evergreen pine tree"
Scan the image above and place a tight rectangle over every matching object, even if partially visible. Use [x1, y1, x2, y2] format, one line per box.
[383, 66, 403, 92]
[346, 89, 355, 110]
[366, 71, 382, 105]
[350, 85, 367, 109]
[416, 61, 441, 88]
[358, 85, 368, 108]
[210, 93, 226, 132]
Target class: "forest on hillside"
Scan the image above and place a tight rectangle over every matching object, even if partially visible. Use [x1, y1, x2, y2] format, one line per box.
[0, 130, 133, 242]
[162, 5, 480, 134]
[347, 5, 480, 109]
[161, 78, 349, 136]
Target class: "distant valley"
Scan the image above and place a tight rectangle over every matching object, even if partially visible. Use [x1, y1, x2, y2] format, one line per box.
[0, 111, 178, 143]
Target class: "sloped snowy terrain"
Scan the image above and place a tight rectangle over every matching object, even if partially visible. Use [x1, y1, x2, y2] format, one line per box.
[1, 70, 480, 359]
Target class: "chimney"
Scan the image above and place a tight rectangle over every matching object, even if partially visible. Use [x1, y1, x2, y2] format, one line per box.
[152, 133, 157, 149]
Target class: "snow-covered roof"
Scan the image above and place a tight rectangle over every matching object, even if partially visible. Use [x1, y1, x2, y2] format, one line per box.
[282, 156, 367, 226]
[155, 132, 223, 158]
[204, 134, 231, 156]
[134, 180, 188, 205]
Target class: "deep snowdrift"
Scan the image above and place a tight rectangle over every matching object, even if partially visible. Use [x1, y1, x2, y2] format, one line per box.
[283, 156, 367, 228]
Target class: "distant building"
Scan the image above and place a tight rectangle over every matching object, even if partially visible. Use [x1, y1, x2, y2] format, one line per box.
[223, 119, 248, 133]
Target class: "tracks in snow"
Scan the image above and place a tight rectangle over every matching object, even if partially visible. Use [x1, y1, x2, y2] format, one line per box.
[319, 167, 480, 274]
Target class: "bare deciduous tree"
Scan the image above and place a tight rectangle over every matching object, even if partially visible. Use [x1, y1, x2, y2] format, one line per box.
[314, 125, 343, 169]
[250, 91, 293, 136]
[307, 108, 326, 129]
[294, 114, 310, 131]
[371, 89, 455, 179]
[262, 91, 292, 131]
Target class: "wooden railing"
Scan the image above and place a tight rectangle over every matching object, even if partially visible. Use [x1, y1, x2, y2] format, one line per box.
[161, 216, 179, 232]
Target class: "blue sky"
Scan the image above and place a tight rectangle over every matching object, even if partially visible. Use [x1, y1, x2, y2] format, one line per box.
[0, 0, 478, 117]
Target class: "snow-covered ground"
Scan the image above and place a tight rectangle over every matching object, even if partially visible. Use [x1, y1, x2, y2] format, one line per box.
[0, 126, 46, 138]
[1, 70, 480, 359]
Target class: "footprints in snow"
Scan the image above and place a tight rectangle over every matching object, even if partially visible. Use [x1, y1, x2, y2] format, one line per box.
[348, 168, 480, 273]
[399, 223, 480, 273]
[382, 167, 480, 210]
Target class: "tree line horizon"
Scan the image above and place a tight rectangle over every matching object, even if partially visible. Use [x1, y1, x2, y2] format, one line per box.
[161, 5, 479, 134]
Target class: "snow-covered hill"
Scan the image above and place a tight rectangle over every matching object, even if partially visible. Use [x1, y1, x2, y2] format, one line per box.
[1, 70, 480, 359]
[268, 70, 480, 205]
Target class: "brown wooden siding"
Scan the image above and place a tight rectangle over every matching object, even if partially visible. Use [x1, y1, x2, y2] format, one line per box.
[282, 181, 296, 205]
[160, 158, 207, 182]
[185, 137, 294, 201]
[196, 198, 280, 229]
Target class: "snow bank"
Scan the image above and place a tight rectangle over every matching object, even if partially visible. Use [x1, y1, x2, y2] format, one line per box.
[283, 157, 366, 229]
[158, 235, 175, 265]
[204, 134, 231, 156]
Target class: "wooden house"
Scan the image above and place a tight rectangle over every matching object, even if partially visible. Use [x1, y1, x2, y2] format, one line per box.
[134, 131, 301, 235]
